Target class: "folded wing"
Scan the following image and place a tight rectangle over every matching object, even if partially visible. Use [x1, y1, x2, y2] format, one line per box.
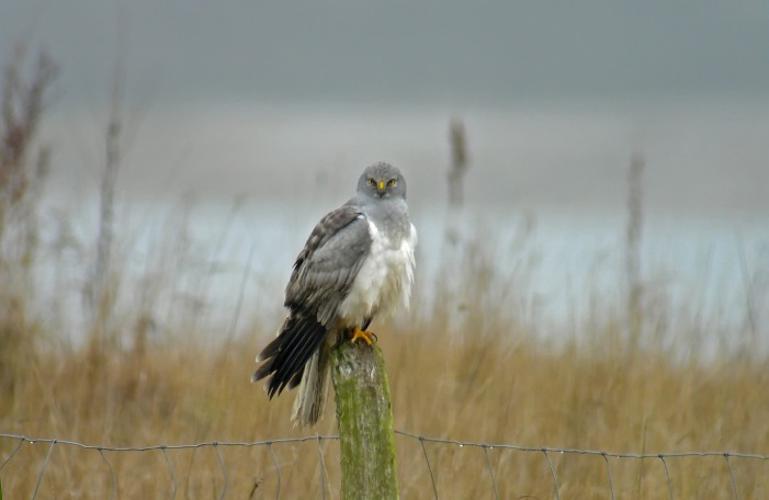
[253, 204, 372, 397]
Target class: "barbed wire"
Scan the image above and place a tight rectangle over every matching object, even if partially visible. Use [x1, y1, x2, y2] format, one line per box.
[2, 430, 768, 499]
[393, 430, 769, 460]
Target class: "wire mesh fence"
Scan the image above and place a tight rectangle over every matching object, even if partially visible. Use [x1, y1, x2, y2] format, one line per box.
[2, 430, 768, 499]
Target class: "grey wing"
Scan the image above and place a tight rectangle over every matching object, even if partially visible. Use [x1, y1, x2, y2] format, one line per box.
[285, 204, 372, 326]
[253, 204, 371, 398]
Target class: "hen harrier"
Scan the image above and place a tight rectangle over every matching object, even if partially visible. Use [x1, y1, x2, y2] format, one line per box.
[253, 162, 417, 426]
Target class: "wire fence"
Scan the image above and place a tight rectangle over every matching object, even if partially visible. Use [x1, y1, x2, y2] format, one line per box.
[2, 430, 768, 499]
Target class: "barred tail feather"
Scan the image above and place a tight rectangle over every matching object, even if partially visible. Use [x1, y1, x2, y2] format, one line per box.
[291, 341, 331, 426]
[252, 312, 328, 400]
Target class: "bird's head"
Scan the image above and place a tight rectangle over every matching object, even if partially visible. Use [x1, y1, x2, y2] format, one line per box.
[357, 162, 407, 200]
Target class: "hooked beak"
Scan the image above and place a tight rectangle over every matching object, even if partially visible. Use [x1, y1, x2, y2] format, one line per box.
[377, 180, 386, 193]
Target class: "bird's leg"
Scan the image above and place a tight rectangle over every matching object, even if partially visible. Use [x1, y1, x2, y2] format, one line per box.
[361, 318, 377, 342]
[350, 325, 376, 345]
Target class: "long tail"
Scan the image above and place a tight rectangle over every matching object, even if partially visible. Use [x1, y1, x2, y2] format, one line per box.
[291, 340, 331, 426]
[252, 311, 328, 403]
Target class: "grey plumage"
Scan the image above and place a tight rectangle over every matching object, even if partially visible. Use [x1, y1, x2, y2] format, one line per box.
[253, 162, 417, 426]
[285, 206, 373, 325]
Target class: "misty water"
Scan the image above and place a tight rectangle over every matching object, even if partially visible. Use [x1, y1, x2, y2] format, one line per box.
[30, 103, 769, 354]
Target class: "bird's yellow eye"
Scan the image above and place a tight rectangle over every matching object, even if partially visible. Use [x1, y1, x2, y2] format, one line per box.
[387, 178, 397, 188]
[368, 178, 377, 187]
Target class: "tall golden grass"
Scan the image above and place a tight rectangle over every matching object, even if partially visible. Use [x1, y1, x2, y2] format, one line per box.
[2, 308, 769, 498]
[1, 50, 768, 499]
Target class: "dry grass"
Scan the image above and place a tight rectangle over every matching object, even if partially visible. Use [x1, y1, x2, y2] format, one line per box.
[2, 308, 768, 498]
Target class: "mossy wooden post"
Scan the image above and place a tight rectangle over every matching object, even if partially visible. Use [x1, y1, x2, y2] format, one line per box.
[331, 341, 399, 499]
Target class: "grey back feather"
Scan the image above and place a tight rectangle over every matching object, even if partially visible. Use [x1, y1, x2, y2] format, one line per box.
[285, 204, 372, 326]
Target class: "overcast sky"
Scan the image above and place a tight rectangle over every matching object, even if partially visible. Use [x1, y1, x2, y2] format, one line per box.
[1, 1, 767, 216]
[2, 1, 768, 107]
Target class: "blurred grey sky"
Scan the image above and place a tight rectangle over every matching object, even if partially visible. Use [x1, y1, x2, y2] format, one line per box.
[2, 1, 768, 107]
[1, 1, 767, 214]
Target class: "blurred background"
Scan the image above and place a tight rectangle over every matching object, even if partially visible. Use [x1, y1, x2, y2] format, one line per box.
[1, 1, 768, 498]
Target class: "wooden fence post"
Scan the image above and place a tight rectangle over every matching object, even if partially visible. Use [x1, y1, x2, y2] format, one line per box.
[331, 341, 399, 500]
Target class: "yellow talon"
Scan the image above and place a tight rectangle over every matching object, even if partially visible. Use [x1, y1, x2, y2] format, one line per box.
[350, 326, 376, 345]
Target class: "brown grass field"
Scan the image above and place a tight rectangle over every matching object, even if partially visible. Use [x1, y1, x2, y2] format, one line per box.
[2, 268, 769, 499]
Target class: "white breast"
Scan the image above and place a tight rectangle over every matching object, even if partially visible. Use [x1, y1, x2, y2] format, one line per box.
[337, 219, 417, 326]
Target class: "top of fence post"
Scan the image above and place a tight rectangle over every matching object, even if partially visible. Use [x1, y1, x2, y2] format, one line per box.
[331, 340, 399, 500]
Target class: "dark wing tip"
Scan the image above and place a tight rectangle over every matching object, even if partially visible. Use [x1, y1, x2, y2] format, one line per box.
[253, 311, 328, 400]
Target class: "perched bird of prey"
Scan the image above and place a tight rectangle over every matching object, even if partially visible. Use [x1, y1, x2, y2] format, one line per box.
[253, 162, 417, 426]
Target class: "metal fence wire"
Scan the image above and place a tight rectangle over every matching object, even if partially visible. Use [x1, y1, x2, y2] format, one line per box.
[1, 430, 767, 499]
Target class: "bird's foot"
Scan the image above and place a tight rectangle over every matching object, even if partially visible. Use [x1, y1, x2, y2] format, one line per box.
[350, 326, 377, 345]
